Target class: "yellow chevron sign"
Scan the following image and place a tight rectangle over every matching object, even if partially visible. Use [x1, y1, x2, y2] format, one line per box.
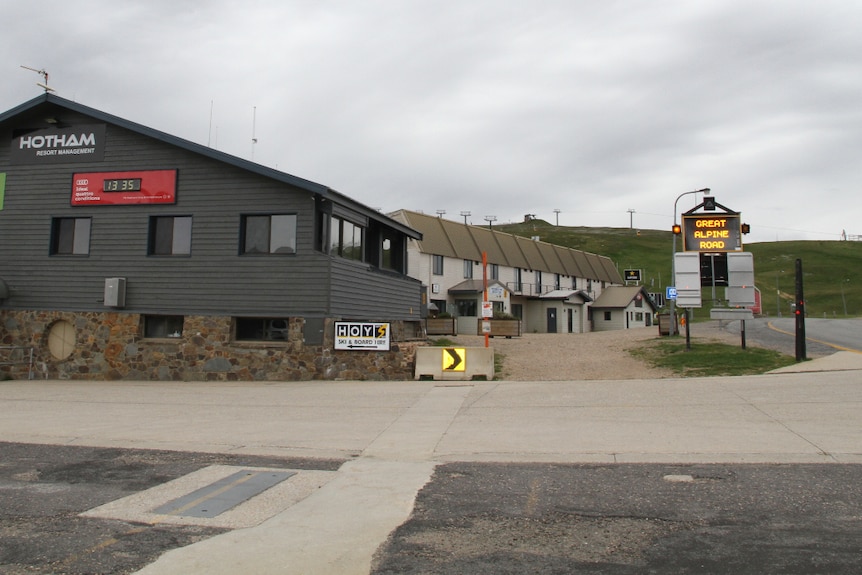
[442, 348, 466, 371]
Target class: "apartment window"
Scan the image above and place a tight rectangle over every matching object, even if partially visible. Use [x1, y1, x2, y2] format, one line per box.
[330, 216, 364, 261]
[149, 216, 191, 255]
[535, 271, 543, 293]
[490, 263, 499, 280]
[555, 274, 561, 290]
[241, 214, 297, 254]
[50, 217, 91, 255]
[235, 317, 291, 341]
[143, 315, 184, 338]
[463, 259, 473, 279]
[433, 255, 444, 275]
[515, 269, 523, 292]
[604, 311, 612, 321]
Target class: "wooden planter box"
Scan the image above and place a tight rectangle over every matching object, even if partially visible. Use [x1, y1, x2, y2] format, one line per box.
[476, 319, 522, 338]
[425, 317, 457, 336]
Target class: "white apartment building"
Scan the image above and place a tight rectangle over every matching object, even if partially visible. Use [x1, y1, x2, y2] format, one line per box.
[389, 210, 624, 334]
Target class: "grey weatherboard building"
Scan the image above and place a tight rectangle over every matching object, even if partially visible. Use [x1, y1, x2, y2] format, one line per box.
[0, 94, 423, 381]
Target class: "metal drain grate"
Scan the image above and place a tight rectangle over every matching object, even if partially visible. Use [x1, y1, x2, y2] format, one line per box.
[152, 469, 296, 518]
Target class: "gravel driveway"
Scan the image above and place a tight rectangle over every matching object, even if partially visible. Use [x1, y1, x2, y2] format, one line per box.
[447, 325, 742, 381]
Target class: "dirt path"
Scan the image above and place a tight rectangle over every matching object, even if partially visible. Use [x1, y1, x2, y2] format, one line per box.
[447, 325, 741, 381]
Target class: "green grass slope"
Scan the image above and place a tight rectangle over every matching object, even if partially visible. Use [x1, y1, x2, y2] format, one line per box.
[499, 219, 862, 318]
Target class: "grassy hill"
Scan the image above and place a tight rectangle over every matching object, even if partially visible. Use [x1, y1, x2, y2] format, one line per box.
[498, 219, 862, 318]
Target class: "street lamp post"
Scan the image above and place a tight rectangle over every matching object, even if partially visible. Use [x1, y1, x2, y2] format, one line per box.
[841, 278, 849, 316]
[669, 187, 710, 335]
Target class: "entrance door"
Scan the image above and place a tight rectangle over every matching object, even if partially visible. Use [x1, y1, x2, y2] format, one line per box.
[547, 308, 557, 333]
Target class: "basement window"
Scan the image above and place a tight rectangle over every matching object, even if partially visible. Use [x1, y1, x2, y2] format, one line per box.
[143, 315, 185, 338]
[235, 317, 291, 341]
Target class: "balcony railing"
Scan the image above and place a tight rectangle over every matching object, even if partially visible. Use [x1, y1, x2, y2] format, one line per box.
[505, 282, 562, 296]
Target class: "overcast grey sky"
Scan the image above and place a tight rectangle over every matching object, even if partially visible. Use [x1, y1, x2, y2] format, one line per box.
[4, 1, 861, 243]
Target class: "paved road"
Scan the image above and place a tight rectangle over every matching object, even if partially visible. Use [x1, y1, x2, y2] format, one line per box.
[715, 317, 862, 357]
[2, 354, 862, 574]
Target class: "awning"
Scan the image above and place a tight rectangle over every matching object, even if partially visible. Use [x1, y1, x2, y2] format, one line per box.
[448, 279, 508, 295]
[539, 289, 593, 302]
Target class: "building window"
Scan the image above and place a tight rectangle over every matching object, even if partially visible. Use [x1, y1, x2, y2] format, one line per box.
[463, 259, 473, 279]
[330, 216, 364, 261]
[235, 317, 291, 341]
[604, 311, 612, 321]
[490, 263, 499, 280]
[515, 269, 523, 292]
[379, 231, 405, 273]
[433, 255, 444, 276]
[143, 315, 184, 338]
[149, 216, 191, 255]
[241, 214, 297, 254]
[555, 274, 561, 290]
[535, 271, 543, 293]
[381, 237, 392, 269]
[512, 303, 523, 319]
[456, 299, 477, 316]
[50, 217, 91, 255]
[430, 298, 447, 316]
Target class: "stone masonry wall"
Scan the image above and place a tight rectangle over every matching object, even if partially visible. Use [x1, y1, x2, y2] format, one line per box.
[0, 310, 420, 381]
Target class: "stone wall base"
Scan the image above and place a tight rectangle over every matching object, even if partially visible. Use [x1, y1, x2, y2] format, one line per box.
[1, 311, 421, 381]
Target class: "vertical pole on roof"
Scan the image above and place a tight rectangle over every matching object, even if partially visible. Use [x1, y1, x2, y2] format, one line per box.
[483, 251, 489, 348]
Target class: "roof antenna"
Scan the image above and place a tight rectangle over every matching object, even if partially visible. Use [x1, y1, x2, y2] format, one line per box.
[251, 105, 258, 161]
[21, 65, 54, 92]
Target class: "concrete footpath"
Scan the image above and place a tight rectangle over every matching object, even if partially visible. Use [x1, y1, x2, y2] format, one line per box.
[1, 352, 861, 574]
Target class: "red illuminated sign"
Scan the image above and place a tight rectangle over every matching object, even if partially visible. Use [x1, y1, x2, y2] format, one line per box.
[71, 169, 177, 206]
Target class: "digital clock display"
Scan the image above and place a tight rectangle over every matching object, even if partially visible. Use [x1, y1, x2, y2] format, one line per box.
[103, 178, 142, 192]
[71, 169, 177, 206]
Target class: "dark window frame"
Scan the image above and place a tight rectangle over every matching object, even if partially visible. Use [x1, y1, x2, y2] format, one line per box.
[240, 213, 298, 255]
[329, 215, 365, 262]
[50, 217, 91, 256]
[234, 317, 292, 342]
[432, 255, 444, 276]
[463, 259, 473, 279]
[143, 315, 185, 338]
[148, 215, 192, 256]
[455, 298, 477, 316]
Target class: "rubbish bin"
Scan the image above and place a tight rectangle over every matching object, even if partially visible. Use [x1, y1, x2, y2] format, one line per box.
[657, 313, 678, 336]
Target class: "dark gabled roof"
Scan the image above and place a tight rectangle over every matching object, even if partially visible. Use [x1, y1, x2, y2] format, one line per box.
[389, 209, 623, 284]
[592, 286, 658, 311]
[0, 94, 420, 239]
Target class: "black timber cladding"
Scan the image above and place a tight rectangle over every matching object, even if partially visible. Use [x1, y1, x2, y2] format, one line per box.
[0, 95, 422, 319]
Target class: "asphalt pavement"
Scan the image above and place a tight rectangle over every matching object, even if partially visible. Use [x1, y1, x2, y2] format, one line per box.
[1, 350, 862, 574]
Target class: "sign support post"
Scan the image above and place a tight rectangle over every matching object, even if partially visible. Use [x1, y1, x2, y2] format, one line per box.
[482, 251, 489, 348]
[795, 258, 806, 362]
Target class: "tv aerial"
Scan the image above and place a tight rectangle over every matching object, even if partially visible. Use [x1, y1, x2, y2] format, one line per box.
[21, 65, 54, 92]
